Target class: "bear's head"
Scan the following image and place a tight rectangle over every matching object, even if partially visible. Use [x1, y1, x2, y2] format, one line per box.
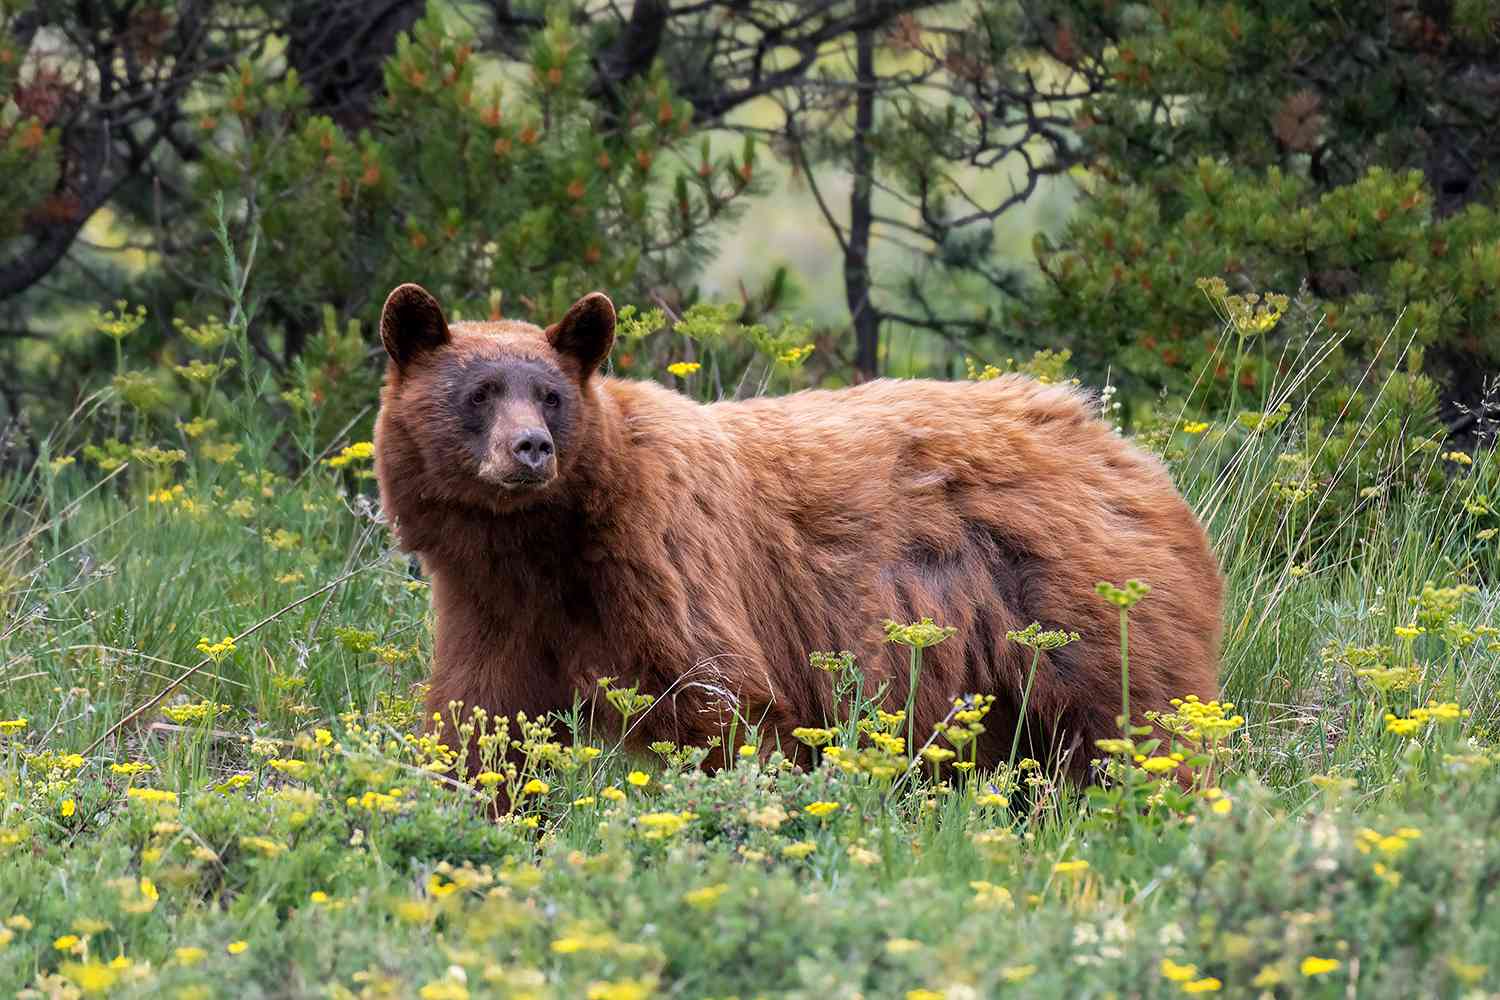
[374, 283, 615, 517]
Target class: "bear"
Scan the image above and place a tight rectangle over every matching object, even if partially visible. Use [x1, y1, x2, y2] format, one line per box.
[373, 283, 1223, 784]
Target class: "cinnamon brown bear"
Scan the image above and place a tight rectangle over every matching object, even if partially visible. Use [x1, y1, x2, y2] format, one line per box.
[373, 283, 1223, 779]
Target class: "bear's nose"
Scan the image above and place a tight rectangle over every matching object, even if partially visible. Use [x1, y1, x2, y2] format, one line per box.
[510, 428, 554, 471]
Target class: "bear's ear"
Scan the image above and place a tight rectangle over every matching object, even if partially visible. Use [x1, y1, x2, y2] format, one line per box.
[380, 283, 450, 370]
[547, 292, 615, 380]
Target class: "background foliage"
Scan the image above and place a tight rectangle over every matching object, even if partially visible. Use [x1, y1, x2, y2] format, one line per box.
[4, 0, 1499, 442]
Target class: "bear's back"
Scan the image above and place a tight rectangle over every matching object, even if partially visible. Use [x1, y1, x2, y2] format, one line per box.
[695, 375, 1185, 556]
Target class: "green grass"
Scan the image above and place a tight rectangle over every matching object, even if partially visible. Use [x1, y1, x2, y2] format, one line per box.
[5, 322, 1500, 999]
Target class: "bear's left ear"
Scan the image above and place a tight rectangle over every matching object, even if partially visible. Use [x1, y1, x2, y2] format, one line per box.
[547, 292, 615, 380]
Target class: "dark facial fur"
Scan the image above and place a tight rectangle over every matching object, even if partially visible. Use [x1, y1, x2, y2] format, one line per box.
[448, 356, 580, 492]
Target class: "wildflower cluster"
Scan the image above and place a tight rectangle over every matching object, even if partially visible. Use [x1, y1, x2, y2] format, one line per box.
[1094, 579, 1151, 609]
[1197, 277, 1289, 336]
[324, 441, 376, 471]
[1152, 696, 1245, 747]
[161, 700, 228, 725]
[881, 617, 958, 648]
[1384, 702, 1469, 737]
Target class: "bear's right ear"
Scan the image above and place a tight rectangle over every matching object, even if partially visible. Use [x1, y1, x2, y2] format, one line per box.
[380, 283, 450, 370]
[547, 292, 616, 381]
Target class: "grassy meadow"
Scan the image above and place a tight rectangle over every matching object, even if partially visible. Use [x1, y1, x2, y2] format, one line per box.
[4, 298, 1500, 1000]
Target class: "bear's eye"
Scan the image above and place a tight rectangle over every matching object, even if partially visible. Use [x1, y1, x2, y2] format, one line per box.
[467, 387, 488, 408]
[543, 390, 561, 408]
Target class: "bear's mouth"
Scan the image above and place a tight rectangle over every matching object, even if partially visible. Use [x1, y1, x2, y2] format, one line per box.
[475, 455, 556, 492]
[492, 470, 555, 492]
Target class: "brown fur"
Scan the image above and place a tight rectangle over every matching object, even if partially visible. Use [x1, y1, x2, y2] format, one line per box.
[373, 284, 1223, 779]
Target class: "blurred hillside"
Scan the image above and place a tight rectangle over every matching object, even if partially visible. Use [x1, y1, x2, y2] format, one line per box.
[698, 95, 1079, 326]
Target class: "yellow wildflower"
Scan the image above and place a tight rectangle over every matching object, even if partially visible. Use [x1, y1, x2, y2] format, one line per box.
[1300, 956, 1340, 976]
[1161, 959, 1198, 982]
[325, 442, 376, 469]
[781, 840, 817, 860]
[267, 758, 310, 779]
[216, 774, 253, 794]
[195, 635, 237, 662]
[636, 811, 695, 839]
[777, 345, 816, 367]
[792, 726, 836, 748]
[682, 883, 729, 908]
[1416, 701, 1467, 724]
[551, 928, 616, 954]
[60, 960, 118, 994]
[586, 980, 652, 1000]
[109, 762, 153, 776]
[125, 787, 178, 807]
[1384, 713, 1423, 737]
[969, 880, 1014, 911]
[238, 835, 286, 857]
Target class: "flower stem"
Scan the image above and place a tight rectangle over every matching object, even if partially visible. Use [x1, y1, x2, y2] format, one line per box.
[1119, 606, 1131, 730]
[1009, 648, 1042, 770]
[905, 646, 920, 757]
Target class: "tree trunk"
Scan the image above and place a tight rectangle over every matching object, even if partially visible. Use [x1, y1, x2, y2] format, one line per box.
[847, 7, 880, 381]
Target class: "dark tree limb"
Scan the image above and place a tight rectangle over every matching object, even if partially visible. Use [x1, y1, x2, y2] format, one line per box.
[846, 4, 879, 380]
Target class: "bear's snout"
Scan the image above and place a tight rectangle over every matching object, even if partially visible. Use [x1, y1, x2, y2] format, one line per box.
[509, 428, 555, 476]
[474, 424, 557, 491]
